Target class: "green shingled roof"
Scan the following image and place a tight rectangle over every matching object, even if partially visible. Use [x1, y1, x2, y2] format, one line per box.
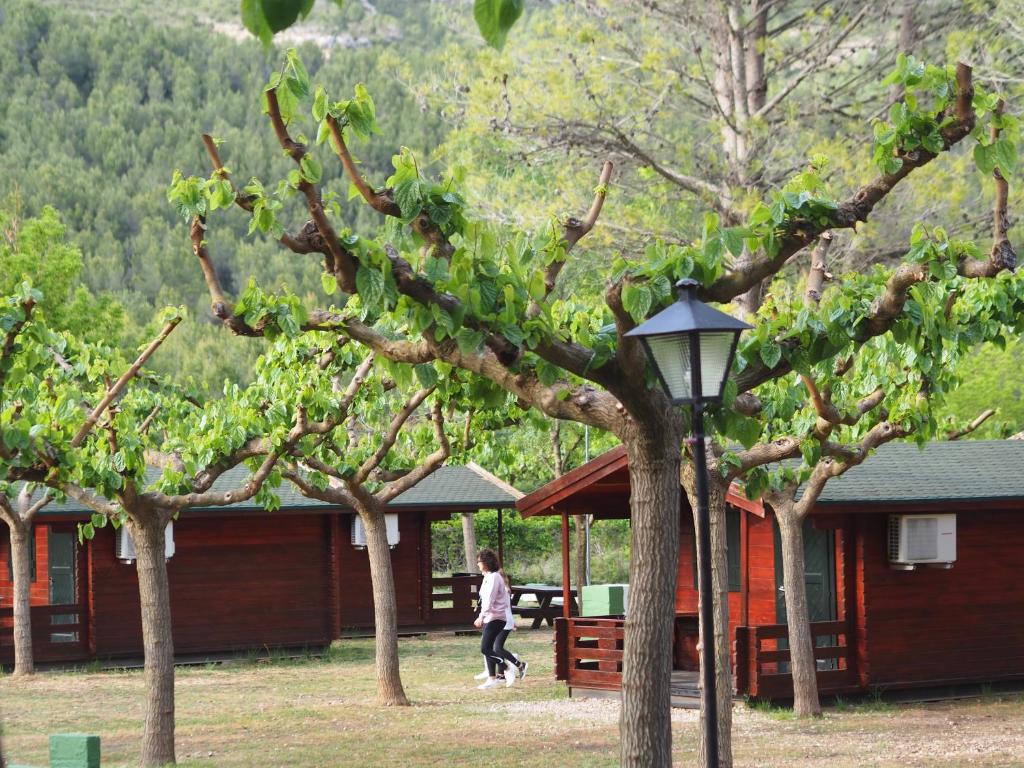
[798, 440, 1024, 506]
[30, 464, 521, 517]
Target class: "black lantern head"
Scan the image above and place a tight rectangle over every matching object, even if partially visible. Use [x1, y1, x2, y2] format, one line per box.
[624, 279, 752, 405]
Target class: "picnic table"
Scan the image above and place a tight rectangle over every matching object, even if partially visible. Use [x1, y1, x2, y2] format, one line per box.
[510, 584, 579, 629]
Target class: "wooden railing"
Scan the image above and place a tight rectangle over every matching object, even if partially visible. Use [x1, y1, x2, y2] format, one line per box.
[554, 616, 625, 691]
[735, 620, 858, 699]
[0, 604, 88, 663]
[428, 574, 483, 625]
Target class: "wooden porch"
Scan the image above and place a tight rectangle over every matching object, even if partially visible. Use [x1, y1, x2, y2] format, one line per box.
[0, 604, 88, 665]
[554, 615, 861, 703]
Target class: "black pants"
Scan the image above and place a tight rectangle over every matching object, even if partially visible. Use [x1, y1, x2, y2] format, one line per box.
[480, 619, 518, 676]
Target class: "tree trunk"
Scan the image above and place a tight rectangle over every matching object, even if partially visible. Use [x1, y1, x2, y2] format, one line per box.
[9, 522, 34, 676]
[460, 513, 477, 573]
[127, 513, 177, 766]
[775, 506, 822, 717]
[683, 462, 733, 768]
[619, 418, 683, 768]
[358, 507, 410, 706]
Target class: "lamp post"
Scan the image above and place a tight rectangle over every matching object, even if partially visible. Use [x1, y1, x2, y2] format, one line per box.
[625, 278, 751, 768]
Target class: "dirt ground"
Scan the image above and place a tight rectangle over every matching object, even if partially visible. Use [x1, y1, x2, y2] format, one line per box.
[3, 631, 1024, 767]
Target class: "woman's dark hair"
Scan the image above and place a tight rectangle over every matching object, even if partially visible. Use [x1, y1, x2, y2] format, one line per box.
[477, 548, 500, 573]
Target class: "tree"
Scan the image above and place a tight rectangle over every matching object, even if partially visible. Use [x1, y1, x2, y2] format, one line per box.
[1, 291, 321, 766]
[242, 335, 460, 705]
[0, 285, 174, 677]
[172, 48, 1021, 766]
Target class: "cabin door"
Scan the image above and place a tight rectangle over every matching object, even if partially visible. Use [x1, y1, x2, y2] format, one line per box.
[47, 528, 79, 643]
[774, 518, 837, 668]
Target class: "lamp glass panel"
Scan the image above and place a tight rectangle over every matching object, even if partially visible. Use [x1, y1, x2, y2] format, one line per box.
[698, 332, 737, 398]
[647, 334, 692, 401]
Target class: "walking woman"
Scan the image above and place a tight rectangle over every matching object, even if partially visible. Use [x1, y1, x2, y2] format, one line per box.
[474, 548, 526, 689]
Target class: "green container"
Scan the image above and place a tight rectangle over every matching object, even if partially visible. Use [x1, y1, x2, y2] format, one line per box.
[49, 734, 101, 768]
[581, 584, 628, 616]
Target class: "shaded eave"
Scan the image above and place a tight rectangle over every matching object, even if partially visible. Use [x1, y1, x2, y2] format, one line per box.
[518, 446, 628, 518]
[517, 445, 764, 519]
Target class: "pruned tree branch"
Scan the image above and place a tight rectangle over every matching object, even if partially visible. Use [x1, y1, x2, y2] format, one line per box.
[947, 408, 996, 440]
[805, 231, 834, 304]
[377, 401, 450, 504]
[325, 112, 454, 260]
[70, 317, 181, 448]
[706, 63, 977, 304]
[266, 90, 358, 290]
[352, 387, 434, 485]
[538, 160, 613, 303]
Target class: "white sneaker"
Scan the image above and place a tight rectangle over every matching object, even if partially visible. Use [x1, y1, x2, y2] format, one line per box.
[503, 661, 516, 685]
[518, 660, 529, 679]
[474, 670, 490, 680]
[477, 677, 500, 690]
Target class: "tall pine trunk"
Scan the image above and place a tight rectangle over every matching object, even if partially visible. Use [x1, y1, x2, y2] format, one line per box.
[619, 421, 682, 768]
[358, 507, 410, 706]
[9, 522, 34, 676]
[775, 507, 821, 716]
[127, 514, 177, 766]
[460, 513, 477, 573]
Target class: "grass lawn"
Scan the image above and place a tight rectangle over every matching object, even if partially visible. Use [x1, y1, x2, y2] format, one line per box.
[4, 629, 1024, 767]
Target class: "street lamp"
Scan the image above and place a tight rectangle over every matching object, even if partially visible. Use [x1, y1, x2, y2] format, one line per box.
[625, 278, 751, 768]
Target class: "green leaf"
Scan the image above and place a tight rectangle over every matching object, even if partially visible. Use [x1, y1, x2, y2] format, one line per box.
[621, 282, 653, 322]
[414, 363, 439, 389]
[356, 264, 385, 307]
[312, 86, 329, 123]
[994, 138, 1017, 177]
[393, 179, 423, 220]
[975, 143, 996, 175]
[759, 341, 782, 369]
[260, 0, 304, 33]
[455, 328, 485, 355]
[474, 0, 525, 51]
[321, 271, 338, 295]
[721, 227, 746, 257]
[241, 0, 273, 46]
[300, 154, 322, 184]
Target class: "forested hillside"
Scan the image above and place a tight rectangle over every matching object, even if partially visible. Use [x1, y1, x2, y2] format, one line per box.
[0, 0, 448, 386]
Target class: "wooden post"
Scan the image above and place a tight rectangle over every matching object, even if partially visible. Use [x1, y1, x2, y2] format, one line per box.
[561, 510, 571, 618]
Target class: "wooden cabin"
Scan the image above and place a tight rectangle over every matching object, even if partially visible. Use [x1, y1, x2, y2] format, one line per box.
[518, 440, 1024, 701]
[0, 465, 520, 665]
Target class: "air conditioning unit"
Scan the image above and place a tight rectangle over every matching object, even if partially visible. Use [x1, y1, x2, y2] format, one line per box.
[116, 522, 176, 564]
[351, 514, 400, 549]
[888, 514, 955, 570]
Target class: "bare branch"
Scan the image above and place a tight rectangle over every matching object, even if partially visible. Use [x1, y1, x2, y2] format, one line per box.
[795, 421, 910, 516]
[947, 409, 996, 440]
[538, 160, 614, 303]
[265, 90, 358, 290]
[377, 401, 450, 504]
[326, 114, 454, 260]
[753, 6, 869, 120]
[728, 437, 802, 480]
[352, 387, 434, 485]
[71, 317, 181, 448]
[61, 483, 119, 518]
[805, 232, 834, 305]
[707, 63, 977, 304]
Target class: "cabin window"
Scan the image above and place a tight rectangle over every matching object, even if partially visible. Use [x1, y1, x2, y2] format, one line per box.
[5, 529, 38, 583]
[691, 507, 741, 592]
